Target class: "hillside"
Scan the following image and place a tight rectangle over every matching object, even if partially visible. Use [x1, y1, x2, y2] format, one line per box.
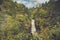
[0, 0, 60, 40]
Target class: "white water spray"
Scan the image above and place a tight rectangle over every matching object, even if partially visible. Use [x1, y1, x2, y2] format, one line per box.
[31, 19, 36, 35]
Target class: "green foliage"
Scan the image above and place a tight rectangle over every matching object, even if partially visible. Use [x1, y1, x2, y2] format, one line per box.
[0, 0, 60, 40]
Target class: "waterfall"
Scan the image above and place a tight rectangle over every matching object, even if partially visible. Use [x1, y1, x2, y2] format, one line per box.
[31, 19, 36, 35]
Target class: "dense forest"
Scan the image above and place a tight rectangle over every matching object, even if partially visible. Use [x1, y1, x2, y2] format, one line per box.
[0, 0, 60, 40]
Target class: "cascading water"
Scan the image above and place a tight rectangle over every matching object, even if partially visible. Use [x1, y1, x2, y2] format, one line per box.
[31, 19, 36, 35]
